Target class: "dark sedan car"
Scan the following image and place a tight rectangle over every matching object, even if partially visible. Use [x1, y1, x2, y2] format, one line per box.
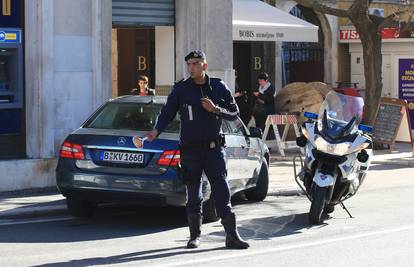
[56, 96, 270, 221]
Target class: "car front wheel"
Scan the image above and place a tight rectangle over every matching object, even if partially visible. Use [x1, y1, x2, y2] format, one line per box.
[245, 161, 269, 202]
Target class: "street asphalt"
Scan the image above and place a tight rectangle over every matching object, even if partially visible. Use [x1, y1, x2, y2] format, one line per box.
[0, 143, 412, 220]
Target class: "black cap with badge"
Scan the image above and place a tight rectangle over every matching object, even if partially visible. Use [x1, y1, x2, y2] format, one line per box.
[184, 50, 206, 61]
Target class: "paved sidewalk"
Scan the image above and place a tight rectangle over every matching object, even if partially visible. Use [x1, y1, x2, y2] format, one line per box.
[0, 143, 412, 220]
[0, 191, 66, 220]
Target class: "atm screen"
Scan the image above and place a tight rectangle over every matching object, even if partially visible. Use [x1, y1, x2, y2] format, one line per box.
[0, 44, 23, 109]
[0, 53, 11, 91]
[0, 57, 9, 82]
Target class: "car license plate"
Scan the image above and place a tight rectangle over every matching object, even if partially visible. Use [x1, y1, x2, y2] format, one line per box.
[100, 151, 144, 163]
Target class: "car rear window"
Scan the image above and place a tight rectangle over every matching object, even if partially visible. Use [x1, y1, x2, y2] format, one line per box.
[84, 102, 180, 133]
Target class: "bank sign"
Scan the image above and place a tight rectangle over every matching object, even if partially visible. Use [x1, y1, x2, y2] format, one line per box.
[398, 58, 414, 129]
[0, 29, 20, 43]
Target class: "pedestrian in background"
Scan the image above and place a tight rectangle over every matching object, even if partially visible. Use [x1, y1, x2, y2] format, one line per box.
[145, 50, 249, 250]
[234, 70, 251, 125]
[252, 72, 275, 132]
[131, 75, 155, 96]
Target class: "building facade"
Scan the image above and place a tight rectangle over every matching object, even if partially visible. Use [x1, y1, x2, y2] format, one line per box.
[337, 0, 414, 128]
[0, 0, 24, 159]
[0, 0, 233, 192]
[0, 0, 337, 192]
[252, 0, 339, 92]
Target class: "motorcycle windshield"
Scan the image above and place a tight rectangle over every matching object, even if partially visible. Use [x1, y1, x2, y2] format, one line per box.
[318, 91, 364, 139]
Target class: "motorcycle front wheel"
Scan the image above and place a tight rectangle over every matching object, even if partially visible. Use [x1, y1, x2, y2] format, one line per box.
[309, 185, 327, 224]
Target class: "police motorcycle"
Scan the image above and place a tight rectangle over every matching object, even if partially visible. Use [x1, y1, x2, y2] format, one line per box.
[293, 91, 373, 224]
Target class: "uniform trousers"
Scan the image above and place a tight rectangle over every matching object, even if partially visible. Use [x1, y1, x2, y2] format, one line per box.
[181, 146, 232, 218]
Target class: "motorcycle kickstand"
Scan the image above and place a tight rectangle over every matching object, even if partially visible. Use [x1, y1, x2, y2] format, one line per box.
[339, 202, 353, 218]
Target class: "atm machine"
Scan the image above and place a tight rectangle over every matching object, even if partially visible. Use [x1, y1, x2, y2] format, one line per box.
[0, 28, 24, 158]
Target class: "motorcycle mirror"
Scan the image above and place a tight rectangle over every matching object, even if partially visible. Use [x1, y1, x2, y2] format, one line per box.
[327, 111, 337, 117]
[358, 124, 373, 133]
[304, 112, 318, 120]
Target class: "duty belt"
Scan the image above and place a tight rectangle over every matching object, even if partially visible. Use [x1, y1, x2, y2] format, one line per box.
[180, 136, 225, 149]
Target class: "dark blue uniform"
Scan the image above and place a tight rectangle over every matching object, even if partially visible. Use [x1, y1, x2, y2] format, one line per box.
[155, 74, 239, 218]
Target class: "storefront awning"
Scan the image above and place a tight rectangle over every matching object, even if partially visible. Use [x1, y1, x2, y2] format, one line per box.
[233, 0, 319, 42]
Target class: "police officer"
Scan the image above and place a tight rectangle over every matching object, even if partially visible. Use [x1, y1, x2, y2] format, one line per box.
[146, 50, 249, 249]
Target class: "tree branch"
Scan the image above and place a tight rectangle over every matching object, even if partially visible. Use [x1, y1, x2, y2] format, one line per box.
[348, 0, 371, 22]
[401, 10, 414, 31]
[379, 8, 413, 29]
[293, 0, 350, 18]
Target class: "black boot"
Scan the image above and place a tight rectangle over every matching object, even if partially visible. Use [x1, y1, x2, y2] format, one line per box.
[187, 213, 202, 248]
[221, 213, 249, 249]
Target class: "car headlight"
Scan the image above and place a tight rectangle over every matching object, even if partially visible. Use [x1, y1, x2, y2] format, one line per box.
[314, 136, 351, 156]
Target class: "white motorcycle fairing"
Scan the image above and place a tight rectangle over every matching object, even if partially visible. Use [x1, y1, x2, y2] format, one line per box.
[313, 169, 335, 187]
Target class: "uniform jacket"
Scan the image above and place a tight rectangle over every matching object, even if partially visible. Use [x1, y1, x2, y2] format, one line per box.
[254, 84, 275, 115]
[131, 88, 155, 96]
[155, 75, 239, 143]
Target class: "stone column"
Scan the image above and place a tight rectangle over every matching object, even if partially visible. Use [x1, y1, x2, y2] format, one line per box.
[25, 0, 55, 158]
[274, 43, 283, 93]
[175, 0, 234, 91]
[92, 0, 112, 110]
[317, 12, 333, 85]
[25, 0, 112, 157]
[274, 0, 298, 92]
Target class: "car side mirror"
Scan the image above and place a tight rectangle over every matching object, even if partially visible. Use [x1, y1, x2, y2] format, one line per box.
[249, 127, 262, 138]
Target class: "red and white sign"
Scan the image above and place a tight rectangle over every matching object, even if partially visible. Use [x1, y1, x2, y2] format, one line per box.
[340, 26, 414, 43]
[340, 27, 360, 41]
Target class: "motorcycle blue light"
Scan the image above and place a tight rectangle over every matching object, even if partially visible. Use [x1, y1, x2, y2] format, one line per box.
[358, 124, 373, 133]
[304, 112, 318, 120]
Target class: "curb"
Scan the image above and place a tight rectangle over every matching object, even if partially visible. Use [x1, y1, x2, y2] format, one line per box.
[269, 188, 304, 197]
[0, 205, 68, 220]
[0, 187, 59, 198]
[370, 160, 414, 167]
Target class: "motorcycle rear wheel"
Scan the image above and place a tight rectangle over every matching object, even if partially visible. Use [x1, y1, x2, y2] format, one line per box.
[309, 185, 327, 224]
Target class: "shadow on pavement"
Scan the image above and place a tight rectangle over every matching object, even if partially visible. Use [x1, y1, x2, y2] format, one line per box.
[208, 213, 313, 241]
[369, 163, 412, 171]
[0, 197, 276, 244]
[31, 246, 225, 267]
[0, 206, 188, 244]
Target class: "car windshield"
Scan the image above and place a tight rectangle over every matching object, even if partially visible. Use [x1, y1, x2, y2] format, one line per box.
[84, 102, 180, 133]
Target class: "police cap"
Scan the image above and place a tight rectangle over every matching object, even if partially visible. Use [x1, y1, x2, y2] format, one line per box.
[185, 50, 206, 61]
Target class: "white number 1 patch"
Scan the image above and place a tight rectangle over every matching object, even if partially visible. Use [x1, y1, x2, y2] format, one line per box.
[188, 105, 193, 121]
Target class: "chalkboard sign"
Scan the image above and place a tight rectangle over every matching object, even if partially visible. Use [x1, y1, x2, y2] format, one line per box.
[372, 97, 412, 150]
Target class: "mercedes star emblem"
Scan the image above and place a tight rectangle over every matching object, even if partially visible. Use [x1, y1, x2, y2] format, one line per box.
[117, 137, 126, 146]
